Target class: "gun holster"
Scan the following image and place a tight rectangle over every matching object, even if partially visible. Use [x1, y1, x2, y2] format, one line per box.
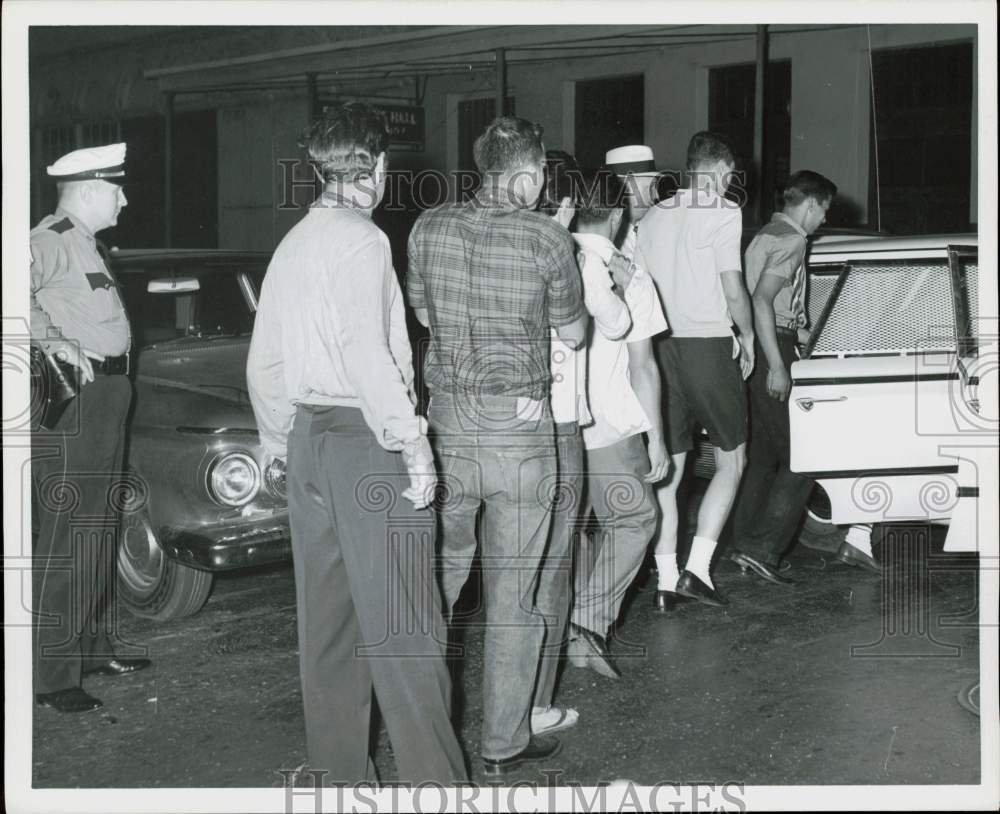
[30, 344, 82, 431]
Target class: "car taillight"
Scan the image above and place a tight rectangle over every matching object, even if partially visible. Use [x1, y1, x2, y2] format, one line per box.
[263, 457, 287, 499]
[206, 452, 261, 507]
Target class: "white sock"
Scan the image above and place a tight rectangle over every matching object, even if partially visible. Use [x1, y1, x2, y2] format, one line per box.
[686, 536, 718, 588]
[655, 554, 681, 591]
[844, 524, 873, 557]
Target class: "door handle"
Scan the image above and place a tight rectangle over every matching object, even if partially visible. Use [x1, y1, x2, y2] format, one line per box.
[796, 396, 847, 412]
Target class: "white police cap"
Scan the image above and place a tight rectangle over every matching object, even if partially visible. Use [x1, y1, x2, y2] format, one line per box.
[47, 143, 126, 183]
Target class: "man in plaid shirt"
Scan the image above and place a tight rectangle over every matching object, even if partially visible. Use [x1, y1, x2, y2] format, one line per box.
[407, 116, 586, 777]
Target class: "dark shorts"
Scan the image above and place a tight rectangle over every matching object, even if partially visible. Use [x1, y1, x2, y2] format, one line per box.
[655, 335, 748, 454]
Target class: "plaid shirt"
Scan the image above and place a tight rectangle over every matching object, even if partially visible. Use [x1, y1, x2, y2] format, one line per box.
[407, 191, 584, 399]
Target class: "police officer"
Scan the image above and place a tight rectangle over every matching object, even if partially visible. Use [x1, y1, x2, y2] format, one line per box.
[31, 143, 151, 714]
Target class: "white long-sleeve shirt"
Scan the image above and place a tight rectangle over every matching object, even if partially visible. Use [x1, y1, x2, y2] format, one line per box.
[549, 234, 632, 425]
[247, 204, 422, 460]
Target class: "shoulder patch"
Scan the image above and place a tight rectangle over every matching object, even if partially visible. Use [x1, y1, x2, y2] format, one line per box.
[47, 217, 74, 235]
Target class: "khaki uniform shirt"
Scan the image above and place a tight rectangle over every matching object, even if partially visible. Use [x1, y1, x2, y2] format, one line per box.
[30, 208, 130, 357]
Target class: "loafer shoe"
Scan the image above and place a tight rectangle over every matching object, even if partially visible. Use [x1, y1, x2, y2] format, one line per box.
[654, 590, 684, 613]
[676, 570, 728, 607]
[567, 623, 621, 679]
[835, 542, 883, 574]
[482, 735, 562, 777]
[730, 550, 793, 585]
[36, 686, 102, 713]
[83, 657, 152, 677]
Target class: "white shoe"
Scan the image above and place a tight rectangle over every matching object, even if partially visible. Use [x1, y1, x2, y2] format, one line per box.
[531, 705, 579, 735]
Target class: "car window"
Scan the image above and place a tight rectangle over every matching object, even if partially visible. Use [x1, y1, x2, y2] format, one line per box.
[117, 263, 257, 348]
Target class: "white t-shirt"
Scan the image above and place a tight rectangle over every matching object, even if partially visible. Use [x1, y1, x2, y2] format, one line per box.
[636, 187, 743, 338]
[576, 232, 669, 450]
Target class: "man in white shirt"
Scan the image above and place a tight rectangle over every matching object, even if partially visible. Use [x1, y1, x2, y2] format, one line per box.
[533, 153, 632, 727]
[246, 103, 465, 785]
[567, 169, 670, 679]
[636, 131, 755, 610]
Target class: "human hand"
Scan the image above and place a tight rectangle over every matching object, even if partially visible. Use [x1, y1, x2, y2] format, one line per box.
[47, 339, 94, 385]
[796, 327, 811, 347]
[644, 438, 670, 483]
[766, 365, 792, 401]
[732, 334, 755, 380]
[401, 436, 437, 510]
[608, 253, 635, 292]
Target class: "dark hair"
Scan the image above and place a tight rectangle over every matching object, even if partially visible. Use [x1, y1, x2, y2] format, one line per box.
[303, 102, 389, 184]
[574, 168, 626, 227]
[782, 170, 838, 207]
[539, 149, 580, 215]
[686, 130, 735, 171]
[473, 116, 545, 175]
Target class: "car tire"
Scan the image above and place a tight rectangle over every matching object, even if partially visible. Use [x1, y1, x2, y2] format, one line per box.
[797, 484, 849, 553]
[117, 500, 213, 621]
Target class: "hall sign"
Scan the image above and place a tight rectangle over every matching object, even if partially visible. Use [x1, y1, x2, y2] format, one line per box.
[319, 99, 425, 151]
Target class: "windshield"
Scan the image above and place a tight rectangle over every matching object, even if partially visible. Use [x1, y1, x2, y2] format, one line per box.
[119, 262, 265, 348]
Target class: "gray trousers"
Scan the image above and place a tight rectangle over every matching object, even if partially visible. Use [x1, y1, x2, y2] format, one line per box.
[572, 433, 658, 637]
[287, 405, 466, 785]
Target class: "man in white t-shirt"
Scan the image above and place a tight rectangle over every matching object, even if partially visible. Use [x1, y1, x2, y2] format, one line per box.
[567, 169, 669, 679]
[636, 131, 755, 610]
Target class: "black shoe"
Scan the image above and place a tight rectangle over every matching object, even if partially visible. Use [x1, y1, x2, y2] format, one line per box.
[36, 687, 103, 713]
[567, 623, 621, 679]
[654, 590, 684, 613]
[730, 550, 793, 585]
[676, 570, 728, 607]
[482, 735, 562, 777]
[83, 657, 152, 677]
[835, 542, 883, 574]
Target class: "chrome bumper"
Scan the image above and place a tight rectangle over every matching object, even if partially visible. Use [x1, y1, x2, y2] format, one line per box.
[159, 521, 291, 571]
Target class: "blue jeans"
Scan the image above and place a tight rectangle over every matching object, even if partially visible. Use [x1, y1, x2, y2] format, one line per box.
[428, 393, 557, 760]
[731, 332, 814, 566]
[533, 423, 585, 710]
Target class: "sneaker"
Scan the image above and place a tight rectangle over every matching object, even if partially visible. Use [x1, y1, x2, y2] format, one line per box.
[531, 705, 579, 735]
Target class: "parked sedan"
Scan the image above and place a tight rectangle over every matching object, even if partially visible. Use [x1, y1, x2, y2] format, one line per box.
[111, 249, 289, 620]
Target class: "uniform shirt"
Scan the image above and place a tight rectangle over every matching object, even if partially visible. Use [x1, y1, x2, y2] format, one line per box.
[744, 212, 809, 329]
[30, 208, 130, 357]
[407, 190, 585, 400]
[578, 232, 669, 450]
[549, 237, 631, 425]
[635, 187, 743, 338]
[247, 203, 422, 460]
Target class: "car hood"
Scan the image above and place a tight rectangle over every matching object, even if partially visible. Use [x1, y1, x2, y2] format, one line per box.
[133, 337, 256, 429]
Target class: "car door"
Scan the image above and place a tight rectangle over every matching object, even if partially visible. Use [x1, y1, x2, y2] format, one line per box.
[789, 243, 981, 545]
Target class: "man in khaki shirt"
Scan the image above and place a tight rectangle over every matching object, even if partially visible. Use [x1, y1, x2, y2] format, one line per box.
[31, 143, 151, 714]
[247, 103, 465, 785]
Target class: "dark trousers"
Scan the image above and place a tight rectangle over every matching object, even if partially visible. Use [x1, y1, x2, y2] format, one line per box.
[32, 373, 132, 694]
[286, 405, 466, 785]
[731, 332, 814, 566]
[533, 423, 585, 711]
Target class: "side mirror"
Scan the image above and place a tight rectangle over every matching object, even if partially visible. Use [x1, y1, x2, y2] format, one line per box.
[148, 277, 200, 294]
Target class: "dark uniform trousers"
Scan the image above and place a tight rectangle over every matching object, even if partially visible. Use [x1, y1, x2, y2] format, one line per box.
[286, 405, 466, 785]
[32, 372, 132, 694]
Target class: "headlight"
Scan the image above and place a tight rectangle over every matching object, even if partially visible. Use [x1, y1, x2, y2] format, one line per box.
[206, 452, 261, 507]
[263, 457, 287, 499]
